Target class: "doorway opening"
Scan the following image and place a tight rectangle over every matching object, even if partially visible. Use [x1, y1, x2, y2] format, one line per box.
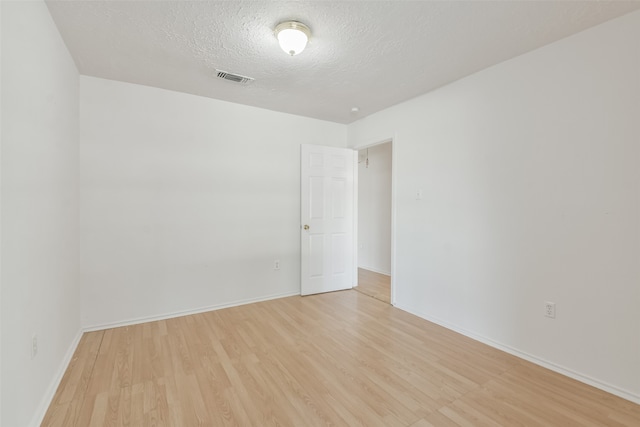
[355, 140, 393, 304]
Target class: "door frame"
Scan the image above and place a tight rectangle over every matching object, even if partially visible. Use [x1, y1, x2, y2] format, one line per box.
[353, 137, 396, 305]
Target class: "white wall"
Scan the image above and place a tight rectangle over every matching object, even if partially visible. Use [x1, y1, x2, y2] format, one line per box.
[348, 11, 640, 402]
[358, 143, 392, 275]
[1, 2, 81, 426]
[80, 76, 347, 328]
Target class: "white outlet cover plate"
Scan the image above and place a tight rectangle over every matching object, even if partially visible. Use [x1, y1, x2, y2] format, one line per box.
[544, 302, 556, 318]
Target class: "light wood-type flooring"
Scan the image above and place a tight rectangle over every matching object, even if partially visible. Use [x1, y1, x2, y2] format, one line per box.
[42, 291, 640, 426]
[355, 268, 391, 303]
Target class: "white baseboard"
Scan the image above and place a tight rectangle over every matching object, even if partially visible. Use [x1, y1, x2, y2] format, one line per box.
[83, 291, 300, 332]
[395, 303, 640, 405]
[29, 328, 84, 427]
[358, 265, 391, 276]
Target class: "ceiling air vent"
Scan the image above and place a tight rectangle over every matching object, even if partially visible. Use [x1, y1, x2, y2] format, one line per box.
[215, 69, 254, 84]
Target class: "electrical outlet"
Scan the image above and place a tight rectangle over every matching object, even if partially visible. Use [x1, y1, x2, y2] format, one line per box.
[544, 301, 556, 318]
[274, 260, 280, 270]
[32, 334, 38, 359]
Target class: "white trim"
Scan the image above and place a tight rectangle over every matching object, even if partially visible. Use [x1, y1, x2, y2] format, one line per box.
[0, 2, 3, 418]
[83, 291, 300, 332]
[389, 135, 397, 306]
[395, 303, 640, 405]
[28, 329, 84, 427]
[353, 149, 359, 287]
[357, 266, 391, 276]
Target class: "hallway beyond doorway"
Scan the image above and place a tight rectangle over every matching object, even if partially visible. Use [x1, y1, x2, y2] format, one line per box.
[355, 268, 390, 304]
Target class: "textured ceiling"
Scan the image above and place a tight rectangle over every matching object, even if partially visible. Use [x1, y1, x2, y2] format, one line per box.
[46, 1, 640, 124]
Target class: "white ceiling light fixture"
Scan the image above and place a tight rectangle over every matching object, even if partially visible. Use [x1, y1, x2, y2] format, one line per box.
[275, 21, 311, 56]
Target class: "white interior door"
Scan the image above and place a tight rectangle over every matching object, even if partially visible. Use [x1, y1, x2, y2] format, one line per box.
[301, 144, 356, 296]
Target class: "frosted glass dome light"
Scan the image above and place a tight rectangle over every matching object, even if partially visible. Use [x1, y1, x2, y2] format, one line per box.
[275, 21, 311, 56]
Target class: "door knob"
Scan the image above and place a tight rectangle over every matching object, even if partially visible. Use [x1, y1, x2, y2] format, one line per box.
[303, 224, 310, 230]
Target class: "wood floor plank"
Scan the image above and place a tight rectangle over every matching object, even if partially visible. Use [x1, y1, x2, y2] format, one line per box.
[408, 419, 438, 427]
[41, 290, 640, 426]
